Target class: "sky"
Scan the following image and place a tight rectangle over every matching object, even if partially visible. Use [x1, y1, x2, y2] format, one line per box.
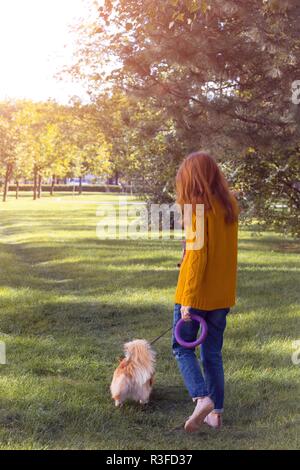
[0, 0, 94, 103]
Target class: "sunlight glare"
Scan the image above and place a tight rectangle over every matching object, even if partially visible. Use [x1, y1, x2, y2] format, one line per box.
[0, 0, 92, 102]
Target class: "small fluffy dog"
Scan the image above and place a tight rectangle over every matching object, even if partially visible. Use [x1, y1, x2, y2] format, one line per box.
[110, 339, 156, 407]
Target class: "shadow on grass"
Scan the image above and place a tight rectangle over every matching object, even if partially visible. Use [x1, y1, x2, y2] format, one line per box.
[239, 237, 300, 254]
[1, 210, 299, 448]
[0, 231, 299, 335]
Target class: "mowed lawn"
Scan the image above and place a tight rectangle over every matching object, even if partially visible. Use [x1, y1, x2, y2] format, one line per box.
[0, 193, 299, 450]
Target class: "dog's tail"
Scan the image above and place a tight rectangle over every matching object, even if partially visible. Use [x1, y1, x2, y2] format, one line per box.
[123, 340, 155, 386]
[124, 340, 156, 368]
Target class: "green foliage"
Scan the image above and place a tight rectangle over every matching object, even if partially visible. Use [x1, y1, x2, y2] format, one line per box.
[0, 100, 112, 199]
[70, 0, 300, 235]
[0, 102, 19, 175]
[224, 147, 300, 237]
[64, 102, 112, 181]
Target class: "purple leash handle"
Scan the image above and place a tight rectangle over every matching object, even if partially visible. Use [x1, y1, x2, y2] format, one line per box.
[174, 313, 208, 349]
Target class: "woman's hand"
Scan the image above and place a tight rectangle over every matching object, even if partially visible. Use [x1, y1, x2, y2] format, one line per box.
[181, 306, 191, 322]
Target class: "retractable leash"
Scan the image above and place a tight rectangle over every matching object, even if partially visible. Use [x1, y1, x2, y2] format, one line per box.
[174, 314, 208, 348]
[116, 312, 207, 362]
[149, 315, 208, 348]
[149, 326, 173, 346]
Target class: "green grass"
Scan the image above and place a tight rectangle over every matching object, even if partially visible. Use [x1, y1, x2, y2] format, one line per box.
[0, 192, 299, 450]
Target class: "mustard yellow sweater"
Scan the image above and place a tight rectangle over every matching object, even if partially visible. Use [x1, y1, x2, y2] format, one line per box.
[175, 196, 238, 310]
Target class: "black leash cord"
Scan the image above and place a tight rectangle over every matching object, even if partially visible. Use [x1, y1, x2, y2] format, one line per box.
[150, 326, 173, 346]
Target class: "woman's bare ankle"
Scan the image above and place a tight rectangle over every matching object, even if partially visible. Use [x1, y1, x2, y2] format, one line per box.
[204, 411, 223, 429]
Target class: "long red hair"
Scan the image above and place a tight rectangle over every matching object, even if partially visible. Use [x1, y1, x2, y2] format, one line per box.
[176, 151, 238, 223]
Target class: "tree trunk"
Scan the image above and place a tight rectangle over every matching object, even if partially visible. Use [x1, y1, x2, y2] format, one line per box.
[33, 166, 38, 200]
[16, 180, 19, 200]
[3, 164, 11, 202]
[37, 174, 42, 199]
[50, 175, 55, 196]
[79, 176, 83, 195]
[115, 172, 119, 185]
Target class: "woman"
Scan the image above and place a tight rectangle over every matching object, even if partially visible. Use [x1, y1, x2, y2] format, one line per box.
[173, 151, 239, 433]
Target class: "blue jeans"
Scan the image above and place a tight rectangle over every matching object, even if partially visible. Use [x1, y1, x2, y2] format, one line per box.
[172, 304, 229, 413]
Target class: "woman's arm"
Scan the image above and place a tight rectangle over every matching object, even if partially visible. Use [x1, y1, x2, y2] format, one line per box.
[180, 244, 207, 307]
[180, 213, 208, 308]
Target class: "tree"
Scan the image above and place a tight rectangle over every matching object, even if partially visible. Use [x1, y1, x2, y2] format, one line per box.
[65, 103, 112, 193]
[224, 146, 300, 236]
[13, 140, 33, 199]
[69, 0, 300, 234]
[0, 102, 19, 202]
[14, 101, 51, 200]
[14, 101, 82, 199]
[0, 99, 112, 201]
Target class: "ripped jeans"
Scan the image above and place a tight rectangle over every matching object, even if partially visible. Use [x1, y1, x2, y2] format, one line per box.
[172, 304, 229, 413]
